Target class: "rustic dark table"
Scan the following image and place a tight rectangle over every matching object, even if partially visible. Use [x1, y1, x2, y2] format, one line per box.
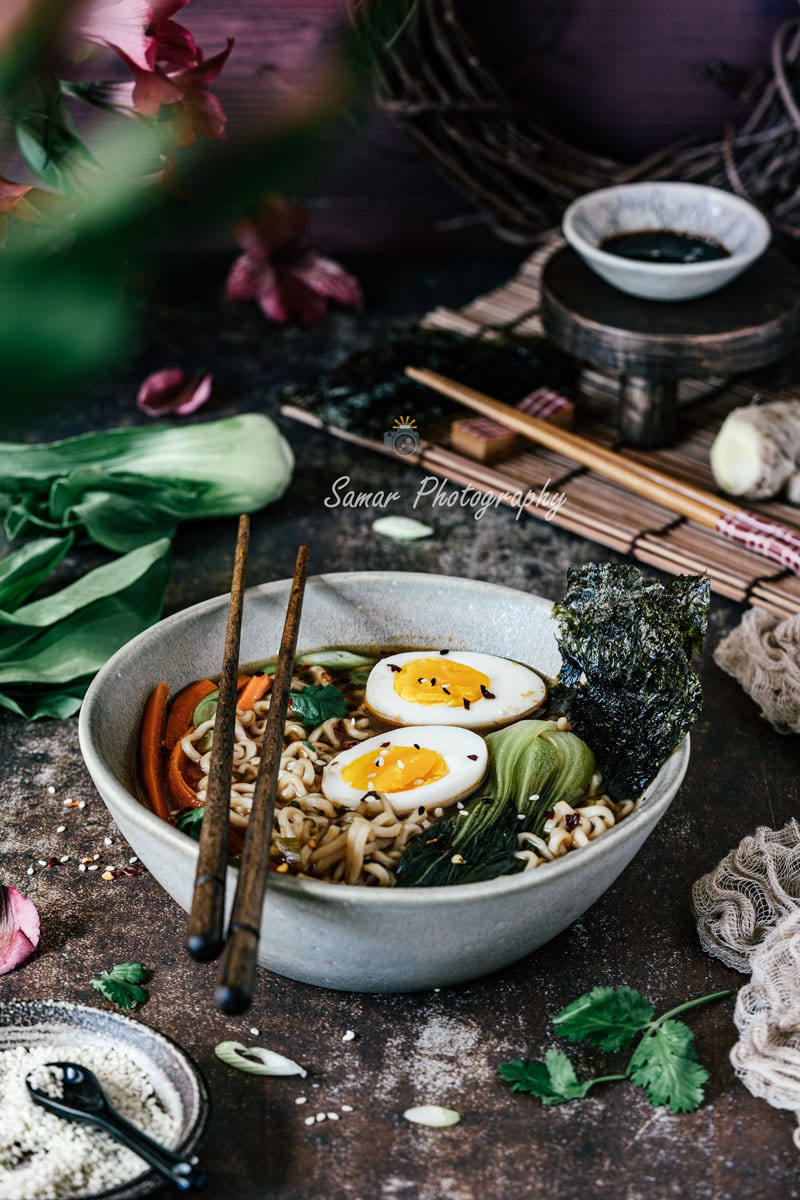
[2, 256, 798, 1200]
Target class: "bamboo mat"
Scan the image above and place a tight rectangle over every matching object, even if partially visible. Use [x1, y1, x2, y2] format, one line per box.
[283, 239, 800, 617]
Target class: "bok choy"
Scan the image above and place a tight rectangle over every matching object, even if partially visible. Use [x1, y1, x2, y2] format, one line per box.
[0, 413, 294, 551]
[396, 720, 595, 887]
[0, 413, 294, 718]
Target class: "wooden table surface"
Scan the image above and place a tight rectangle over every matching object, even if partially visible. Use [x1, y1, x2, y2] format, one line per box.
[1, 256, 799, 1200]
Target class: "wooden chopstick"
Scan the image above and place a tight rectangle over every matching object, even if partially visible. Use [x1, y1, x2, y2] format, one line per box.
[406, 367, 800, 576]
[186, 514, 250, 963]
[215, 545, 310, 1015]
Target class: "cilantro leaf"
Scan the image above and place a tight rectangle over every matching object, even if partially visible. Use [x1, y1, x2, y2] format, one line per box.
[553, 986, 654, 1051]
[176, 806, 204, 841]
[498, 1049, 594, 1105]
[289, 684, 348, 728]
[91, 961, 148, 1010]
[628, 1020, 708, 1113]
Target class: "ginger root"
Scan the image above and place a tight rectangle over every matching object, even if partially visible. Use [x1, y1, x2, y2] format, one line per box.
[710, 400, 800, 500]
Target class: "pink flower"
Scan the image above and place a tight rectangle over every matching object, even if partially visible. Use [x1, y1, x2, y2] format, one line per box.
[0, 886, 41, 975]
[122, 37, 233, 146]
[149, 0, 198, 70]
[137, 368, 213, 416]
[77, 0, 155, 71]
[0, 176, 70, 246]
[225, 196, 363, 328]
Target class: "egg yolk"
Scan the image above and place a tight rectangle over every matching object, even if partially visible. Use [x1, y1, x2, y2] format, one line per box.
[393, 657, 491, 708]
[341, 744, 448, 793]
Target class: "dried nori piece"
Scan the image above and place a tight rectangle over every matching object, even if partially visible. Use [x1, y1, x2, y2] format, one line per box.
[552, 563, 710, 800]
[283, 328, 574, 441]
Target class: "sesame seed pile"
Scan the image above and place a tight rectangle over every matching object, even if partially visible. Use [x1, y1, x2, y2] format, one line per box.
[0, 1043, 178, 1200]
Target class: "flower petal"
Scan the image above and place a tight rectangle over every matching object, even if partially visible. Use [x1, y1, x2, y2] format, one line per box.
[0, 886, 41, 975]
[292, 254, 362, 309]
[172, 36, 234, 87]
[224, 254, 269, 301]
[259, 271, 328, 327]
[234, 196, 307, 260]
[137, 368, 213, 417]
[151, 16, 198, 68]
[78, 0, 155, 70]
[0, 175, 32, 213]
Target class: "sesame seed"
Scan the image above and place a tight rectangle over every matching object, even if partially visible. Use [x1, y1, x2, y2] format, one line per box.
[26, 866, 34, 876]
[37, 860, 47, 867]
[342, 1030, 356, 1042]
[47, 786, 56, 795]
[517, 813, 525, 820]
[327, 1112, 339, 1121]
[78, 864, 86, 873]
[249, 1027, 260, 1036]
[92, 854, 99, 861]
[129, 856, 138, 864]
[341, 1104, 353, 1112]
[295, 1097, 307, 1105]
[396, 760, 405, 770]
[304, 1116, 315, 1126]
[59, 855, 69, 863]
[56, 825, 66, 833]
[315, 1113, 326, 1123]
[78, 801, 86, 809]
[450, 853, 466, 865]
[87, 865, 99, 872]
[103, 837, 113, 847]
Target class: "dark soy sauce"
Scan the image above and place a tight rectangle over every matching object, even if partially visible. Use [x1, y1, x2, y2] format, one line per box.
[600, 229, 731, 265]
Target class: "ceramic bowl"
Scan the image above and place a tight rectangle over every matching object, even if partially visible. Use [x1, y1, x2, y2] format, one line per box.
[79, 572, 689, 993]
[0, 999, 209, 1200]
[562, 181, 771, 301]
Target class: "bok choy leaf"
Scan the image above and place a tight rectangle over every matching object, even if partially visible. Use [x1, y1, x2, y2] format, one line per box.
[0, 413, 294, 551]
[396, 720, 595, 887]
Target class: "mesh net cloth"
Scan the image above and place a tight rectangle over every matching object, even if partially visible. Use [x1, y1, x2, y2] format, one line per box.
[714, 608, 800, 736]
[731, 908, 800, 1149]
[692, 820, 800, 973]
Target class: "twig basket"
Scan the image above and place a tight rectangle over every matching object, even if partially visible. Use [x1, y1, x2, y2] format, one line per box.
[351, 0, 800, 243]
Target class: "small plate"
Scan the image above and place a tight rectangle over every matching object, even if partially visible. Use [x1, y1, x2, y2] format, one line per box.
[0, 1000, 210, 1200]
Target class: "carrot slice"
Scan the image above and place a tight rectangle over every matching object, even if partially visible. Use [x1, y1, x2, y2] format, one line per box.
[237, 674, 251, 691]
[165, 678, 217, 750]
[237, 672, 272, 712]
[166, 741, 203, 811]
[140, 681, 172, 823]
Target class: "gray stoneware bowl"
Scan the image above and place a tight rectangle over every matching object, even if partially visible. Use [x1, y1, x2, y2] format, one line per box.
[0, 1000, 209, 1200]
[80, 572, 689, 993]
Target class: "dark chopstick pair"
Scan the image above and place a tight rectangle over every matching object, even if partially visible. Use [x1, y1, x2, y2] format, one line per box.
[186, 514, 309, 1014]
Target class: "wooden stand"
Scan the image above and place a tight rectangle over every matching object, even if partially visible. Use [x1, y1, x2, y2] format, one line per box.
[541, 246, 800, 447]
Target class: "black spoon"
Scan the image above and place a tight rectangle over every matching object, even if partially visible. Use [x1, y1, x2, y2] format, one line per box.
[26, 1061, 206, 1191]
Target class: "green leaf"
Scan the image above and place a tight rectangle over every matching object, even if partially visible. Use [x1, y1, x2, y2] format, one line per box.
[289, 684, 348, 728]
[553, 986, 655, 1052]
[0, 416, 293, 551]
[297, 649, 375, 669]
[498, 1049, 594, 1105]
[0, 536, 71, 611]
[0, 538, 171, 687]
[90, 961, 148, 1010]
[628, 1020, 708, 1113]
[176, 807, 204, 842]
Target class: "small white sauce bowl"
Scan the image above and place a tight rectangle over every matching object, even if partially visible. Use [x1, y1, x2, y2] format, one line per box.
[562, 181, 771, 301]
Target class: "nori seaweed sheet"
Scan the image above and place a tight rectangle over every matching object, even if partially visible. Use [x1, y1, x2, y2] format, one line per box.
[282, 328, 574, 441]
[552, 563, 710, 800]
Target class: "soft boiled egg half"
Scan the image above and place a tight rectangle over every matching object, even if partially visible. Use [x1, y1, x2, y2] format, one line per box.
[321, 726, 487, 814]
[364, 650, 546, 731]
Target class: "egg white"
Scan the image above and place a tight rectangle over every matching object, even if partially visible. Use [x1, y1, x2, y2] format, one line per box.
[364, 649, 546, 731]
[321, 725, 488, 814]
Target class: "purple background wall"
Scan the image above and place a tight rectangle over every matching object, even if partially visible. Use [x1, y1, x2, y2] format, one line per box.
[182, 0, 796, 253]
